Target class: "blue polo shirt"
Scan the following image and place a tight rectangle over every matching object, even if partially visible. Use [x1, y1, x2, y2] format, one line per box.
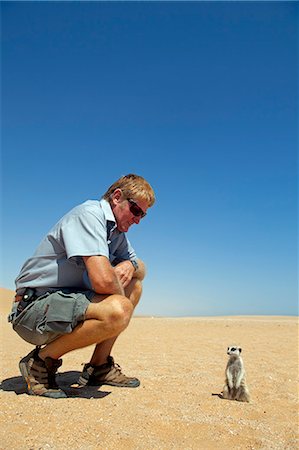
[15, 199, 138, 295]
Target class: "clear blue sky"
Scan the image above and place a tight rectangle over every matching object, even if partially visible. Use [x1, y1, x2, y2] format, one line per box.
[1, 1, 298, 316]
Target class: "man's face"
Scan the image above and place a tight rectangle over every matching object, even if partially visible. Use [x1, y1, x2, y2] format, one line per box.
[111, 190, 149, 232]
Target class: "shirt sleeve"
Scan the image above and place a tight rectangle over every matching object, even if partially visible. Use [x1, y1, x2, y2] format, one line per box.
[60, 210, 109, 259]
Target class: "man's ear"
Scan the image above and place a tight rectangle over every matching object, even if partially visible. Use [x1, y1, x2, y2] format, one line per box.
[111, 188, 123, 204]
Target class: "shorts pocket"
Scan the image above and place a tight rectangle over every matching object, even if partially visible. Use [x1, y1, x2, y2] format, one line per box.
[12, 302, 39, 331]
[12, 303, 49, 345]
[42, 295, 75, 334]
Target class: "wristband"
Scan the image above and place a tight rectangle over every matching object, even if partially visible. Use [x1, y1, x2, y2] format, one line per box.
[130, 260, 139, 271]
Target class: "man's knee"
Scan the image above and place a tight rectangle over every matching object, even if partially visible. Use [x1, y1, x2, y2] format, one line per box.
[108, 295, 133, 331]
[90, 294, 133, 335]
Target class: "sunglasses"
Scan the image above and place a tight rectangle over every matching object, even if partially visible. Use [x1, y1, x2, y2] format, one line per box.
[127, 199, 147, 218]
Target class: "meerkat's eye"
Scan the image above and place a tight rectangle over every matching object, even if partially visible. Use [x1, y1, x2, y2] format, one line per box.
[231, 347, 236, 351]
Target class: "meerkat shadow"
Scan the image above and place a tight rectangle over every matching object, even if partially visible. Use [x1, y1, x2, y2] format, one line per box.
[212, 392, 224, 399]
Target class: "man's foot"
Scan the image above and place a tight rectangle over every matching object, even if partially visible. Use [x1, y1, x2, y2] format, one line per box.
[78, 356, 140, 388]
[19, 347, 67, 398]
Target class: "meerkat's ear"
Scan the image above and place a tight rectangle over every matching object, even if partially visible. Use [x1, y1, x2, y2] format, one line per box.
[239, 347, 242, 353]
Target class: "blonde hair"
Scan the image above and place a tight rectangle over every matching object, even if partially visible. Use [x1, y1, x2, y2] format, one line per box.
[103, 174, 155, 207]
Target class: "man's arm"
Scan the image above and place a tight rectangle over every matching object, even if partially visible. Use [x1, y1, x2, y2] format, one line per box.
[83, 255, 124, 296]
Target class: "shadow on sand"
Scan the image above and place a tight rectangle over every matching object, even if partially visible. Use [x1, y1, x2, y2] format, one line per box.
[0, 370, 111, 399]
[211, 392, 224, 399]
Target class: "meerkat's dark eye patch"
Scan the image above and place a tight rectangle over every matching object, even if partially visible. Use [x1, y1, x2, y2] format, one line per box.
[231, 347, 236, 351]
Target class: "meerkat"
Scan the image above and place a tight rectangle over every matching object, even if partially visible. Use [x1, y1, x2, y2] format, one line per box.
[222, 345, 250, 402]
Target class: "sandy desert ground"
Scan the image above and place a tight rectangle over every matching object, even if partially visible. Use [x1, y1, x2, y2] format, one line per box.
[0, 287, 298, 449]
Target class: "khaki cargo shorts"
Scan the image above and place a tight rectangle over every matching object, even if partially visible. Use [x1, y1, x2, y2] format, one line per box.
[8, 290, 95, 346]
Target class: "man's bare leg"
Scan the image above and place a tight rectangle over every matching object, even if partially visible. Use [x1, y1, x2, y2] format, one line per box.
[38, 294, 133, 361]
[89, 278, 142, 365]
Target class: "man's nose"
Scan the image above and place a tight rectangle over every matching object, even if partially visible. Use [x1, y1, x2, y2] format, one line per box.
[133, 216, 141, 224]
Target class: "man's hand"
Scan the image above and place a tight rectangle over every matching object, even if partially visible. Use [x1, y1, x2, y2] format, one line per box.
[114, 260, 135, 288]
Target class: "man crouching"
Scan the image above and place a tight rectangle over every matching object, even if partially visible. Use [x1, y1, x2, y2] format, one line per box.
[8, 174, 155, 398]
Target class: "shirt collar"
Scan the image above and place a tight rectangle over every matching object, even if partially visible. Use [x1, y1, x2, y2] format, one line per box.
[100, 198, 115, 223]
[100, 199, 118, 239]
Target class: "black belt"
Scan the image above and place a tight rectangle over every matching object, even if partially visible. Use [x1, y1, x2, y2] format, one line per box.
[15, 288, 37, 316]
